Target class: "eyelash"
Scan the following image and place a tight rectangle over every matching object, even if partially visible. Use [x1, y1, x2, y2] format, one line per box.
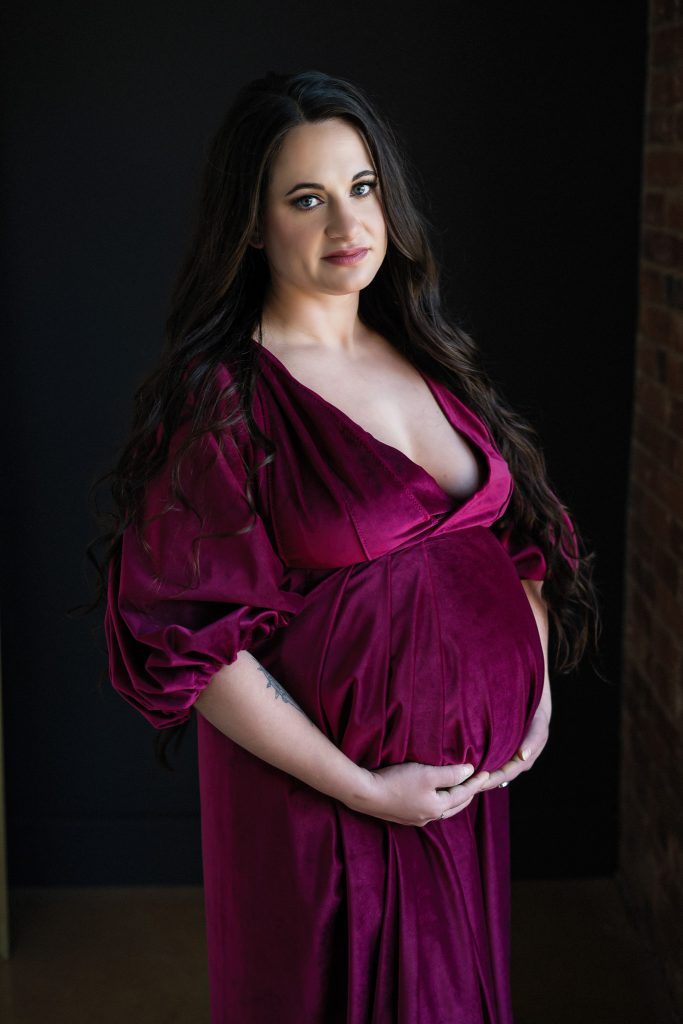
[291, 180, 379, 211]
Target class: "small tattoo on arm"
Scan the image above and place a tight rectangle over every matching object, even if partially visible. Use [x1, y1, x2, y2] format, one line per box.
[256, 665, 308, 717]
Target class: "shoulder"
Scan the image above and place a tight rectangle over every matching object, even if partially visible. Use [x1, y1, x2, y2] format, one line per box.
[153, 357, 251, 477]
[182, 355, 251, 430]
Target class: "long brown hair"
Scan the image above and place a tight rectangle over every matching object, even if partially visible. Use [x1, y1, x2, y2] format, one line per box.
[84, 68, 602, 767]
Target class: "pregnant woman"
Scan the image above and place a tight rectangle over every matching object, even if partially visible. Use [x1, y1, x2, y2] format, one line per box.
[102, 70, 599, 1023]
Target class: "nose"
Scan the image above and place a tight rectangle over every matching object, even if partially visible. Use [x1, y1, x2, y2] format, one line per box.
[325, 197, 363, 241]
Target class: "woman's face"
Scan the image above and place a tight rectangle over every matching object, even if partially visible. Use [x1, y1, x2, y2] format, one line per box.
[256, 118, 388, 298]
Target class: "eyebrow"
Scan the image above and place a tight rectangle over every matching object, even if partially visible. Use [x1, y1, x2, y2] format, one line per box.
[284, 169, 377, 197]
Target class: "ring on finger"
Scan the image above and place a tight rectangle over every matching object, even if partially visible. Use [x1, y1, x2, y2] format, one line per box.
[498, 781, 509, 788]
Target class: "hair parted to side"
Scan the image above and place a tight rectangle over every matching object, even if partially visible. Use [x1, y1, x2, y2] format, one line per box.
[81, 68, 602, 768]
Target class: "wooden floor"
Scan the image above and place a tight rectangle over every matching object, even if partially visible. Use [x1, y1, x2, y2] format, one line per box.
[0, 878, 677, 1023]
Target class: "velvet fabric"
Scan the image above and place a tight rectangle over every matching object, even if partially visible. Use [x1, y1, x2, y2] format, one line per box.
[105, 339, 560, 1023]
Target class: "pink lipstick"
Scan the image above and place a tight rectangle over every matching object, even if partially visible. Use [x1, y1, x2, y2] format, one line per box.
[322, 248, 369, 266]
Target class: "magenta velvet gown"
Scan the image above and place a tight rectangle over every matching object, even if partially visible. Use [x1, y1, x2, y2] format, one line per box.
[105, 339, 555, 1024]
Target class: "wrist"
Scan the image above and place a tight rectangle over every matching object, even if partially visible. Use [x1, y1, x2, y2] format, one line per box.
[342, 765, 377, 814]
[539, 676, 552, 720]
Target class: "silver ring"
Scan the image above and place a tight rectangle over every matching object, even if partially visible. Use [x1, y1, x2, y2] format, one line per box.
[498, 781, 509, 788]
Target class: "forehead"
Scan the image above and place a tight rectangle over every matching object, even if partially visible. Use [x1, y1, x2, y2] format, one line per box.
[270, 119, 374, 182]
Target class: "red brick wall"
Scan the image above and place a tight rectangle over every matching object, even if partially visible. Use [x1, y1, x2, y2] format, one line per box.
[621, 0, 683, 1011]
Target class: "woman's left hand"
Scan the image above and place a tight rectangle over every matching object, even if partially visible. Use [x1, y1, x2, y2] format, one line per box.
[478, 697, 551, 791]
[479, 576, 553, 792]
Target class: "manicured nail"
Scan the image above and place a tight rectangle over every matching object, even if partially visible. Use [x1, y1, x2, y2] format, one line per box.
[520, 747, 531, 761]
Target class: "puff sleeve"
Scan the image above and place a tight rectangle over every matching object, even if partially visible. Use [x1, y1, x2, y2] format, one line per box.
[104, 409, 304, 730]
[495, 507, 579, 581]
[496, 523, 548, 580]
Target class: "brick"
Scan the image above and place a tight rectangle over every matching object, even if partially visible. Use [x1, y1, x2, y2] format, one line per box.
[634, 411, 680, 471]
[639, 302, 670, 339]
[635, 478, 671, 535]
[671, 517, 683, 560]
[641, 227, 683, 266]
[666, 196, 683, 231]
[651, 0, 683, 26]
[629, 510, 655, 553]
[640, 265, 667, 301]
[651, 24, 683, 63]
[653, 576, 683, 637]
[635, 340, 672, 384]
[655, 808, 682, 890]
[638, 303, 683, 353]
[669, 395, 683, 433]
[652, 27, 675, 63]
[649, 69, 675, 106]
[648, 67, 683, 106]
[631, 437, 658, 490]
[671, 315, 683, 355]
[631, 550, 659, 602]
[652, 457, 683, 511]
[645, 149, 683, 188]
[648, 106, 676, 142]
[626, 565, 651, 626]
[643, 191, 666, 227]
[629, 475, 646, 516]
[633, 341, 656, 380]
[653, 543, 680, 593]
[623, 591, 654, 673]
[657, 346, 669, 383]
[627, 671, 683, 774]
[632, 413, 657, 460]
[665, 274, 683, 310]
[652, 616, 681, 672]
[668, 353, 683, 393]
[657, 901, 683, 1010]
[635, 372, 670, 421]
[655, 662, 683, 729]
[632, 632, 655, 679]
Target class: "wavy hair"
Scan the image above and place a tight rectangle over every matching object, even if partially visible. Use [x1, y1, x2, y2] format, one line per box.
[83, 68, 602, 768]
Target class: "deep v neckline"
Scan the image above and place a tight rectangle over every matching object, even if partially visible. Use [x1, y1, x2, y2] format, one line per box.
[252, 338, 491, 510]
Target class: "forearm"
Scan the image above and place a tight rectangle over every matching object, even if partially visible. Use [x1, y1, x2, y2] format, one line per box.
[520, 579, 552, 718]
[193, 650, 372, 808]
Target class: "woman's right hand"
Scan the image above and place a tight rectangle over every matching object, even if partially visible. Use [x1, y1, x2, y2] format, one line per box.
[346, 761, 491, 826]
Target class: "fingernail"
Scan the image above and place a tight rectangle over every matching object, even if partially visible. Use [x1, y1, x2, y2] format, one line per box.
[462, 765, 475, 777]
[520, 748, 531, 761]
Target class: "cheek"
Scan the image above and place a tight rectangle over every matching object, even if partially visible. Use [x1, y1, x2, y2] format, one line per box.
[368, 202, 387, 236]
[371, 210, 388, 254]
[272, 214, 317, 252]
[265, 220, 316, 273]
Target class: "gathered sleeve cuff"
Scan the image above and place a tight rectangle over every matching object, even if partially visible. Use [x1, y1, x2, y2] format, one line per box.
[104, 415, 304, 729]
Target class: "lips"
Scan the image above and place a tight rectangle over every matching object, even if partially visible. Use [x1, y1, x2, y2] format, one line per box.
[323, 247, 368, 259]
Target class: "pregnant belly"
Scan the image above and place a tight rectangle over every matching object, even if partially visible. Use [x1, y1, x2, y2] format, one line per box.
[256, 526, 545, 774]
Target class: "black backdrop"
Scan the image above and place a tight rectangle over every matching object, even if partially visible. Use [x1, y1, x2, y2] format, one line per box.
[1, 1, 647, 884]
